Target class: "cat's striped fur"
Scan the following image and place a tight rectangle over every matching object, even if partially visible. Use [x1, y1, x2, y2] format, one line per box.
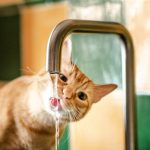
[0, 63, 117, 150]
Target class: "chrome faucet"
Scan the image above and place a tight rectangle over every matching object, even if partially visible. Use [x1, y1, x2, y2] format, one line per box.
[46, 19, 136, 150]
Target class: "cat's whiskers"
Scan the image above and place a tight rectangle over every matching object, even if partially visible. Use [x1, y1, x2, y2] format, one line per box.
[68, 104, 81, 121]
[59, 99, 70, 121]
[60, 100, 76, 121]
[20, 67, 36, 75]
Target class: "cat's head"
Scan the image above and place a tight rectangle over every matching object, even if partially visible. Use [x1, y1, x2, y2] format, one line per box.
[53, 63, 117, 122]
[49, 39, 117, 122]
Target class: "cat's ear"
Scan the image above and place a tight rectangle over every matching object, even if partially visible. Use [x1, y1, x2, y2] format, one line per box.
[93, 84, 117, 103]
[61, 38, 72, 66]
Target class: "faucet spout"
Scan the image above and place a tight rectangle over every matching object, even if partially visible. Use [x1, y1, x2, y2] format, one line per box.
[46, 19, 131, 74]
[46, 19, 136, 150]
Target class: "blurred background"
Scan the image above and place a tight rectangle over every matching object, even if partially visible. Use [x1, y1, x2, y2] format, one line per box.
[0, 0, 150, 150]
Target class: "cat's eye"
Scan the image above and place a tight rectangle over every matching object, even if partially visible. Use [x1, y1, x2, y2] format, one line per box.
[77, 91, 87, 101]
[59, 74, 68, 82]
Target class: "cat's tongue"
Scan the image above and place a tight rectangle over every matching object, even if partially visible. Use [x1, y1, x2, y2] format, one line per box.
[49, 97, 61, 110]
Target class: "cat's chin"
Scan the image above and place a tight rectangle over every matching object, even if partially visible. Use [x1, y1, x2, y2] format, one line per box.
[44, 106, 80, 123]
[43, 98, 82, 122]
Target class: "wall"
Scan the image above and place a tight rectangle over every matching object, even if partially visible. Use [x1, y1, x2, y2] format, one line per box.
[21, 2, 69, 74]
[126, 0, 150, 92]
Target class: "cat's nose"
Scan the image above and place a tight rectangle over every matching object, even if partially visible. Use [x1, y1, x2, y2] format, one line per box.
[63, 86, 73, 100]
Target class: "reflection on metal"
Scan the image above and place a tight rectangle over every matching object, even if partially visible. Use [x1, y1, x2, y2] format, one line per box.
[46, 19, 136, 150]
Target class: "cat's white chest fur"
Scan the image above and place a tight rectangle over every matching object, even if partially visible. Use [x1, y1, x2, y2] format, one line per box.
[27, 77, 54, 118]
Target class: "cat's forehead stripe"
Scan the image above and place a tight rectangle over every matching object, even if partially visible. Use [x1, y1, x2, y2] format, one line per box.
[82, 80, 91, 89]
[69, 64, 77, 76]
[77, 73, 85, 82]
[68, 64, 91, 89]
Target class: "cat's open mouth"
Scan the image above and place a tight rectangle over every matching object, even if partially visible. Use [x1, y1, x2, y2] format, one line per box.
[49, 97, 62, 111]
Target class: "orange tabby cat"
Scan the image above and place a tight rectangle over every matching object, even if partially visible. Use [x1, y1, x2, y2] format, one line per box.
[0, 41, 117, 150]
